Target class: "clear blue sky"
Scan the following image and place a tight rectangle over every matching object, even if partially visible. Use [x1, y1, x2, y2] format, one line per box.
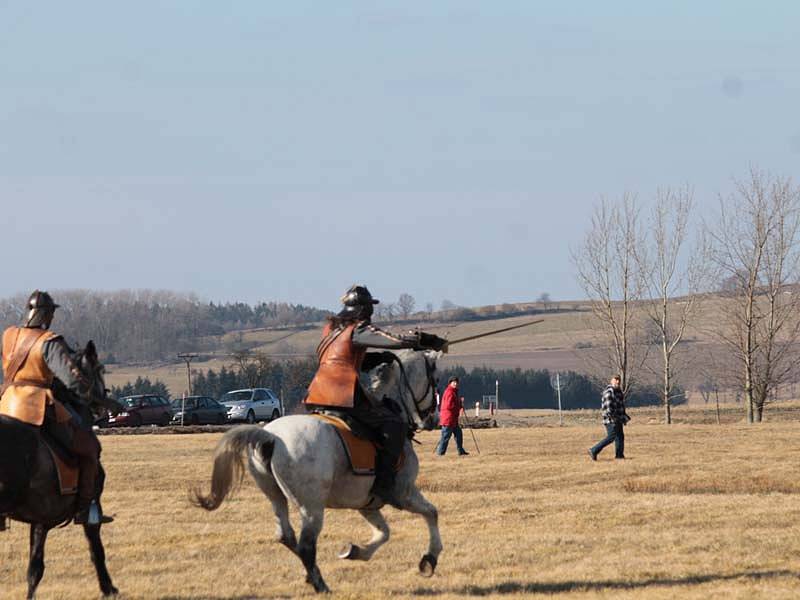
[2, 2, 798, 311]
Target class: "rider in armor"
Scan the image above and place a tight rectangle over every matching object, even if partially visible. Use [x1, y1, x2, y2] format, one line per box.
[305, 285, 447, 508]
[0, 291, 106, 525]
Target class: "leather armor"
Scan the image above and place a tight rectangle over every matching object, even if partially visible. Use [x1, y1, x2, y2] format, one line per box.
[0, 326, 68, 426]
[305, 322, 367, 408]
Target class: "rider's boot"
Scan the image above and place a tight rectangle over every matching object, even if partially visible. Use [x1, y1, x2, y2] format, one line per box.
[72, 431, 111, 524]
[370, 422, 405, 509]
[371, 455, 402, 508]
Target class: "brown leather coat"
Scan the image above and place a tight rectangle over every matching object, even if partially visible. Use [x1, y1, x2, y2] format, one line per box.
[0, 326, 69, 426]
[305, 322, 367, 408]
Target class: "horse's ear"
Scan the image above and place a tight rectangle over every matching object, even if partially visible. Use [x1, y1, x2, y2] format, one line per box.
[85, 340, 98, 362]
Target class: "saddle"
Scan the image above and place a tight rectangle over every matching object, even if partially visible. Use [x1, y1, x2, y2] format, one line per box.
[310, 412, 405, 476]
[40, 430, 79, 496]
[312, 413, 378, 475]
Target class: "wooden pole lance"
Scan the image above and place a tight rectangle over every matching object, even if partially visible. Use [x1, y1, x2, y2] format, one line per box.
[445, 319, 544, 347]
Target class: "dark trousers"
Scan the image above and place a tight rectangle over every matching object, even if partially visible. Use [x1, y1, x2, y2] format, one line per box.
[591, 422, 625, 458]
[436, 426, 465, 455]
[307, 394, 406, 489]
[72, 427, 101, 502]
[44, 407, 101, 503]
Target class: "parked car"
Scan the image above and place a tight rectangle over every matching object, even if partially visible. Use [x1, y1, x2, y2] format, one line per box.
[221, 388, 282, 423]
[170, 396, 228, 425]
[106, 394, 173, 427]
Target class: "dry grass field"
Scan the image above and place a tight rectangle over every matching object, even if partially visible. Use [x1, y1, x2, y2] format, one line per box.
[3, 409, 799, 599]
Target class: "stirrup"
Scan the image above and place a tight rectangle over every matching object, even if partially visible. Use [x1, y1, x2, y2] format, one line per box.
[74, 500, 105, 525]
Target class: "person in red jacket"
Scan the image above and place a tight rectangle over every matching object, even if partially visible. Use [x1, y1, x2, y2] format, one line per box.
[435, 376, 469, 456]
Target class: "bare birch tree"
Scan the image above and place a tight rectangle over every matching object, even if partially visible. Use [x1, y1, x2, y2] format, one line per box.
[574, 194, 646, 395]
[636, 187, 711, 423]
[708, 170, 800, 422]
[397, 293, 416, 319]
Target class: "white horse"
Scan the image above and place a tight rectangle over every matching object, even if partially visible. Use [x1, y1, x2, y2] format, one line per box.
[194, 349, 442, 593]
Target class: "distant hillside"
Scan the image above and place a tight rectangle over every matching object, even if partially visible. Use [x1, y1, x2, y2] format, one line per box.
[103, 293, 780, 407]
[1, 288, 772, 406]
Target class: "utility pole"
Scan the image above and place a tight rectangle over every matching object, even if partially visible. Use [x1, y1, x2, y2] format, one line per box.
[495, 379, 499, 411]
[178, 353, 199, 397]
[556, 372, 563, 426]
[550, 372, 564, 426]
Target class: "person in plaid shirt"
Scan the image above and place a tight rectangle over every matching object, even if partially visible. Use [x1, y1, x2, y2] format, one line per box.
[588, 374, 630, 460]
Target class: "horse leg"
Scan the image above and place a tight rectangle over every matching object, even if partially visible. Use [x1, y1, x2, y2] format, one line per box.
[338, 509, 390, 562]
[297, 505, 329, 593]
[252, 471, 298, 554]
[398, 487, 442, 577]
[84, 524, 118, 597]
[26, 524, 48, 599]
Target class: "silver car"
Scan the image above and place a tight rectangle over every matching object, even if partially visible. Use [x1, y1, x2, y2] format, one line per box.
[221, 388, 283, 423]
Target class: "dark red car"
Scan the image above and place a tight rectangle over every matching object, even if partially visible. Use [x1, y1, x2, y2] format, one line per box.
[105, 394, 173, 427]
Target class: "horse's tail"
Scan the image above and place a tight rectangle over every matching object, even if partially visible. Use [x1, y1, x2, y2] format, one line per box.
[192, 425, 275, 511]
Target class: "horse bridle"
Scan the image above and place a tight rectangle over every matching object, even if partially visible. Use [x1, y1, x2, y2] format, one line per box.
[71, 348, 108, 414]
[393, 353, 438, 431]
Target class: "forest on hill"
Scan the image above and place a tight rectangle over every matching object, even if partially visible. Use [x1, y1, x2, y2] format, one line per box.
[0, 290, 331, 363]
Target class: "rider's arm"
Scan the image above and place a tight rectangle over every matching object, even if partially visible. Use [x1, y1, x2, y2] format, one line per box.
[42, 337, 88, 396]
[352, 323, 420, 350]
[352, 323, 448, 351]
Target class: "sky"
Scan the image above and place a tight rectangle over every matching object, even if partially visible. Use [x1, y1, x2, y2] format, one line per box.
[1, 2, 799, 312]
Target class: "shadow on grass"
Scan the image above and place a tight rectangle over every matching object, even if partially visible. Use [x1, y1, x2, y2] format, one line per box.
[159, 596, 288, 600]
[409, 569, 799, 596]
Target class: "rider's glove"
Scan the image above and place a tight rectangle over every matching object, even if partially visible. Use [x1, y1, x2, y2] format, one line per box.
[417, 332, 449, 353]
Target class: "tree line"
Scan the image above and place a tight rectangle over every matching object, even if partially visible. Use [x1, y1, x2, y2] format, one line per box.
[0, 290, 331, 363]
[165, 354, 677, 413]
[574, 168, 800, 423]
[438, 366, 681, 410]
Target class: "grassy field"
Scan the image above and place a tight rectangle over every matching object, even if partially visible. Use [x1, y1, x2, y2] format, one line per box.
[3, 409, 799, 599]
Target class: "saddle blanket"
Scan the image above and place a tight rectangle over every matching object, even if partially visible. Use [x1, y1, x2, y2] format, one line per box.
[45, 439, 79, 496]
[311, 413, 377, 476]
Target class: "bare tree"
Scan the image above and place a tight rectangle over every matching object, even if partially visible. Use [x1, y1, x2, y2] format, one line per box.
[573, 194, 647, 395]
[396, 293, 416, 319]
[374, 302, 397, 322]
[636, 187, 711, 423]
[536, 292, 552, 311]
[708, 170, 800, 422]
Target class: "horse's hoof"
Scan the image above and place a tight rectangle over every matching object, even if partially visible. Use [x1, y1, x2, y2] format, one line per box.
[418, 553, 437, 577]
[338, 543, 360, 560]
[103, 585, 119, 597]
[310, 578, 330, 593]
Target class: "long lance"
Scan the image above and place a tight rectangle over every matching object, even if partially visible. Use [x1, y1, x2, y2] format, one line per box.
[446, 318, 544, 347]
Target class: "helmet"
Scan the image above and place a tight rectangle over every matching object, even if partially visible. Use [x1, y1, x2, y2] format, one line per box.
[25, 290, 59, 329]
[338, 284, 379, 319]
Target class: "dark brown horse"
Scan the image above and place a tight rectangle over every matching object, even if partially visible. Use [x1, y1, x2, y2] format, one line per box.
[0, 341, 118, 599]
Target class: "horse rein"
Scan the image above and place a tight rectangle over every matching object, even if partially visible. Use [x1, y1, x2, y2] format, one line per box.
[392, 353, 438, 431]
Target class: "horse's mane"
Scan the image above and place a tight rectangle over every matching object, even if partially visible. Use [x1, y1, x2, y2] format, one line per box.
[359, 349, 438, 427]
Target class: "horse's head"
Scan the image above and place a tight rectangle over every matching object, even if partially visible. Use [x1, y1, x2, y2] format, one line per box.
[363, 349, 440, 431]
[73, 341, 121, 416]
